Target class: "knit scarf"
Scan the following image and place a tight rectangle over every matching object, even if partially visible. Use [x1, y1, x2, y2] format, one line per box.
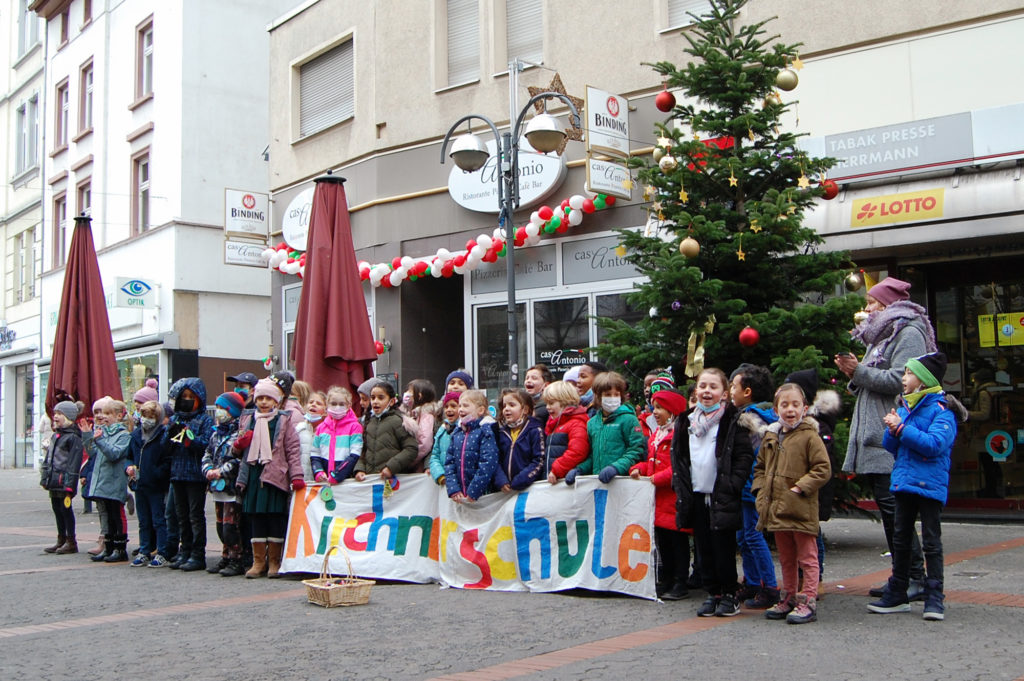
[688, 404, 725, 438]
[651, 420, 674, 450]
[247, 410, 278, 465]
[904, 385, 943, 410]
[851, 300, 937, 366]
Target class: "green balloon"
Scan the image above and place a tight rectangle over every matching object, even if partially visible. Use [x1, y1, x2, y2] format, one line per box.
[594, 196, 607, 210]
[498, 245, 507, 257]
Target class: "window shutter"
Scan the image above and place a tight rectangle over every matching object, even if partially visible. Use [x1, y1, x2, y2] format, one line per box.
[447, 0, 479, 86]
[299, 40, 355, 138]
[667, 0, 711, 28]
[506, 0, 542, 64]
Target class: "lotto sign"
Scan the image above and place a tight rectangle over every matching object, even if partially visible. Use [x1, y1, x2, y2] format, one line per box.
[585, 86, 630, 159]
[849, 189, 944, 228]
[281, 474, 656, 599]
[224, 188, 269, 239]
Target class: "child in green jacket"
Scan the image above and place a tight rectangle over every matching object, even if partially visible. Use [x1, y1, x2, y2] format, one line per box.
[569, 372, 645, 484]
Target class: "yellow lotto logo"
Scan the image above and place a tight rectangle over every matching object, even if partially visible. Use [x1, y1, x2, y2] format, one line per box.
[850, 189, 944, 228]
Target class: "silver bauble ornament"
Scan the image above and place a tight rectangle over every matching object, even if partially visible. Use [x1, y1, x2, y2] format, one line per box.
[652, 147, 665, 162]
[679, 236, 700, 258]
[659, 155, 678, 172]
[845, 272, 863, 292]
[775, 68, 799, 91]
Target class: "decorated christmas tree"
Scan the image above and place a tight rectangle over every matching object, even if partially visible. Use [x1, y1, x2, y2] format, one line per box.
[597, 0, 862, 385]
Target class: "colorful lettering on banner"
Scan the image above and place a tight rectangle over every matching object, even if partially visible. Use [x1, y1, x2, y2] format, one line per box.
[281, 474, 656, 599]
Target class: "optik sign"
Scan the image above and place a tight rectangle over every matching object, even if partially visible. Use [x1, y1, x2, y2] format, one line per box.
[115, 277, 157, 309]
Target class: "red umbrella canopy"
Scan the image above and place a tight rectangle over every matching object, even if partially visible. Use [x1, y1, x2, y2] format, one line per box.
[292, 174, 377, 394]
[45, 215, 123, 417]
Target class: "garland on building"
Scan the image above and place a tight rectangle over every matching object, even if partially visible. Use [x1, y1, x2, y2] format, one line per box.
[260, 191, 617, 285]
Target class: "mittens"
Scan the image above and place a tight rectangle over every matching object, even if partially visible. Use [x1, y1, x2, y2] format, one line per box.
[291, 478, 306, 491]
[598, 466, 618, 483]
[564, 468, 579, 486]
[314, 472, 328, 483]
[233, 431, 253, 451]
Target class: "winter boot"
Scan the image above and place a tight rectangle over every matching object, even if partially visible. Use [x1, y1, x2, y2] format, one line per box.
[90, 536, 112, 562]
[266, 541, 284, 579]
[765, 590, 795, 620]
[786, 594, 817, 624]
[207, 556, 230, 574]
[867, 576, 911, 614]
[661, 582, 690, 601]
[922, 578, 945, 621]
[88, 534, 105, 556]
[246, 541, 268, 579]
[104, 536, 129, 563]
[219, 559, 245, 577]
[44, 535, 66, 554]
[744, 586, 780, 609]
[55, 536, 79, 554]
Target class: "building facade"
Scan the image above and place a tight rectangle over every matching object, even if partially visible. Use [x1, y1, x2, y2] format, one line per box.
[6, 0, 297, 468]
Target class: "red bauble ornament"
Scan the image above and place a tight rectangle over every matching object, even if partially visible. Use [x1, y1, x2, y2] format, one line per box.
[820, 179, 839, 200]
[738, 326, 760, 347]
[655, 88, 676, 113]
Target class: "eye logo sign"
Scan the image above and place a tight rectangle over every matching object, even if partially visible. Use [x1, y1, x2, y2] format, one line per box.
[120, 280, 152, 297]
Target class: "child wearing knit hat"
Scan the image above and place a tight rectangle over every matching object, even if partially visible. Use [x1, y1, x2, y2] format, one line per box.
[869, 352, 963, 621]
[200, 392, 247, 576]
[428, 391, 462, 486]
[40, 401, 85, 554]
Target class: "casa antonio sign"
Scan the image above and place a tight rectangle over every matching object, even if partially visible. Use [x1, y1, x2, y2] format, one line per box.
[447, 137, 567, 214]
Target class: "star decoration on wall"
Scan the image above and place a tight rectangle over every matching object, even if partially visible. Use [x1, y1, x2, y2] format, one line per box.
[527, 73, 585, 154]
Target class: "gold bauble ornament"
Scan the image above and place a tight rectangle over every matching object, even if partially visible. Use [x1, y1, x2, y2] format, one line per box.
[652, 147, 665, 162]
[659, 155, 678, 172]
[775, 68, 799, 91]
[762, 93, 782, 108]
[679, 236, 700, 258]
[845, 272, 863, 292]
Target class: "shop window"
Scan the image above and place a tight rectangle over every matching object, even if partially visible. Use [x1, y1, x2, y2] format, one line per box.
[15, 364, 35, 467]
[475, 302, 526, 390]
[595, 292, 645, 349]
[298, 38, 354, 138]
[534, 297, 589, 379]
[116, 353, 159, 406]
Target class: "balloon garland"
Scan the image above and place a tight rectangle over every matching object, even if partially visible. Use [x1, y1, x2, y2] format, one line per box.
[261, 191, 617, 285]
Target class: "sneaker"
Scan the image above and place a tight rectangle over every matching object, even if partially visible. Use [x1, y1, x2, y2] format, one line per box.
[765, 593, 794, 620]
[867, 591, 911, 614]
[922, 602, 945, 621]
[714, 594, 740, 617]
[697, 596, 720, 617]
[907, 578, 926, 602]
[786, 595, 817, 624]
[130, 553, 151, 567]
[868, 584, 886, 598]
[922, 579, 945, 621]
[180, 558, 206, 572]
[147, 554, 169, 568]
[744, 587, 780, 609]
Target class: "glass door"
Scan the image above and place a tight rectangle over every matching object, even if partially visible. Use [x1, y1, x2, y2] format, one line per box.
[534, 297, 589, 380]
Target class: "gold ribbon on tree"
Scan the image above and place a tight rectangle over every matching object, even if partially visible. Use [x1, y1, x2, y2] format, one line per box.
[684, 315, 717, 378]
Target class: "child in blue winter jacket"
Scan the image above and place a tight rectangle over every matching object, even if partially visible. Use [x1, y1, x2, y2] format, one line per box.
[429, 392, 461, 486]
[492, 388, 544, 492]
[445, 390, 498, 502]
[869, 352, 964, 621]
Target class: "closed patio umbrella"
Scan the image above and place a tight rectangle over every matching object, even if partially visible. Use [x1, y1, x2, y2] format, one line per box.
[45, 214, 123, 416]
[292, 173, 376, 397]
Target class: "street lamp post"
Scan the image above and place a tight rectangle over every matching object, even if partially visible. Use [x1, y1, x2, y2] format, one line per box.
[440, 61, 581, 387]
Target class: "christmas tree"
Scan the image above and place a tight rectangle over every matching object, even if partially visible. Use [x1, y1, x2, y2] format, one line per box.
[596, 0, 862, 385]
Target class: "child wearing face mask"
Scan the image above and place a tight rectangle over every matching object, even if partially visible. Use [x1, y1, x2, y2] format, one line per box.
[444, 390, 499, 502]
[354, 382, 419, 481]
[127, 401, 171, 567]
[401, 379, 438, 471]
[429, 392, 462, 486]
[201, 392, 247, 576]
[671, 368, 754, 618]
[311, 386, 363, 484]
[493, 388, 545, 492]
[574, 372, 645, 485]
[752, 383, 831, 624]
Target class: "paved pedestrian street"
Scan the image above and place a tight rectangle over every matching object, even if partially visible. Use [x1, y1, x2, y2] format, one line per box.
[1, 469, 1022, 681]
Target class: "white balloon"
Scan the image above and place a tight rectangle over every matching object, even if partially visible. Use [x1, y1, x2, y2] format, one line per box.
[477, 235, 493, 250]
[530, 212, 545, 227]
[568, 209, 583, 226]
[357, 260, 369, 270]
[492, 227, 503, 240]
[431, 263, 442, 277]
[525, 223, 540, 238]
[454, 264, 466, 275]
[470, 244, 486, 259]
[569, 195, 585, 210]
[389, 270, 404, 287]
[436, 248, 451, 261]
[400, 256, 414, 270]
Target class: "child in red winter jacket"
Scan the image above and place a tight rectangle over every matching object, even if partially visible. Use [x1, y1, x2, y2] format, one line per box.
[631, 387, 691, 600]
[542, 381, 591, 484]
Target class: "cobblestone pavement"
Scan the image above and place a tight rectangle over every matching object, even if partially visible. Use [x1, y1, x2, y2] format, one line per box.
[2, 468, 1022, 681]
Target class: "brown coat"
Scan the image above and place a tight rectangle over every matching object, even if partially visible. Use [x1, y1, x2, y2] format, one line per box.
[752, 417, 831, 536]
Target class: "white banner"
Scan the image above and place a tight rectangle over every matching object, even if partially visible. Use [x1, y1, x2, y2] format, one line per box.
[282, 475, 656, 599]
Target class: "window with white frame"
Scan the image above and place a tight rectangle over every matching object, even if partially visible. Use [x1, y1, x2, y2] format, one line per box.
[447, 0, 479, 86]
[298, 38, 354, 138]
[79, 60, 94, 132]
[77, 181, 92, 217]
[55, 79, 69, 149]
[15, 95, 39, 174]
[83, 0, 92, 24]
[53, 194, 68, 267]
[506, 0, 542, 64]
[18, 0, 40, 56]
[132, 151, 151, 233]
[666, 0, 711, 28]
[59, 8, 70, 44]
[13, 227, 38, 303]
[137, 18, 154, 99]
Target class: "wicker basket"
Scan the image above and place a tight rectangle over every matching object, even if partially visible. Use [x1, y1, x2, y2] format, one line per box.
[302, 545, 375, 607]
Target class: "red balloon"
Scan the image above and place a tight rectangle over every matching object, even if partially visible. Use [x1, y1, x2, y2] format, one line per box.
[276, 242, 289, 251]
[820, 179, 839, 200]
[359, 267, 370, 280]
[738, 326, 760, 347]
[374, 341, 385, 355]
[454, 254, 466, 267]
[380, 276, 392, 288]
[556, 224, 569, 233]
[582, 199, 595, 214]
[538, 206, 554, 220]
[656, 89, 676, 113]
[465, 239, 477, 251]
[391, 256, 402, 269]
[560, 199, 570, 210]
[605, 195, 616, 206]
[492, 238, 504, 251]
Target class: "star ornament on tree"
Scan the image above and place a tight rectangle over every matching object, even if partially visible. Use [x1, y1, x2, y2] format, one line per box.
[527, 73, 585, 154]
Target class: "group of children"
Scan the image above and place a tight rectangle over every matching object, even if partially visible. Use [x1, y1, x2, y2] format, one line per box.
[40, 351, 959, 622]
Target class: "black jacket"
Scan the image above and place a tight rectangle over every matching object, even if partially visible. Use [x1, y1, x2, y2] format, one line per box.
[129, 424, 170, 492]
[670, 403, 753, 532]
[40, 424, 84, 494]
